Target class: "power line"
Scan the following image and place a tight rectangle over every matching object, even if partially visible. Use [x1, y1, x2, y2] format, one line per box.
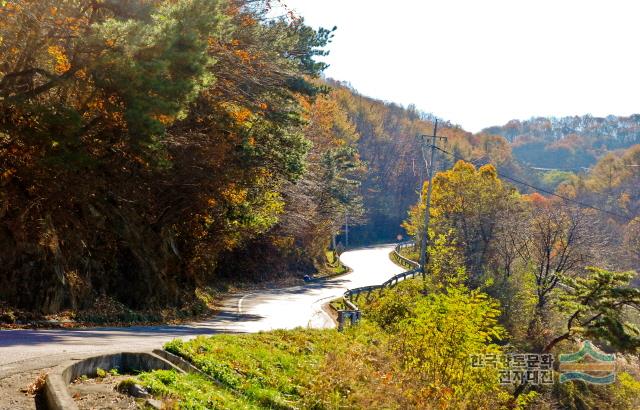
[432, 145, 634, 222]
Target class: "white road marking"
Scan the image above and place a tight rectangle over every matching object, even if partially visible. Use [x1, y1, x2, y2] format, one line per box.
[308, 295, 336, 328]
[237, 294, 251, 315]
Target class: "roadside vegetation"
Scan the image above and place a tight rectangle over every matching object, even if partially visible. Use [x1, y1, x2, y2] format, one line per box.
[399, 160, 640, 408]
[134, 160, 640, 409]
[135, 275, 640, 409]
[134, 284, 517, 409]
[320, 250, 349, 277]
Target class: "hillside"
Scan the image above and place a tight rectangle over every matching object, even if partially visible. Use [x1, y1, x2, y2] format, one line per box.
[483, 115, 640, 169]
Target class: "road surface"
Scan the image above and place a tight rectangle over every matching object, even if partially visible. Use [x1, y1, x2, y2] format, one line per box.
[0, 244, 403, 378]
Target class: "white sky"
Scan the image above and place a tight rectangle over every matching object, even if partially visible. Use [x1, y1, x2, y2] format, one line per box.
[279, 0, 640, 132]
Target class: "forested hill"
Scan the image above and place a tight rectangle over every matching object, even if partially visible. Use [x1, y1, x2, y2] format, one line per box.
[325, 80, 522, 245]
[0, 0, 524, 316]
[483, 115, 640, 169]
[218, 82, 524, 274]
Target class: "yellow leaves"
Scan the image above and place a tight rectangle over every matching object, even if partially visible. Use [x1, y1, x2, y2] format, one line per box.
[47, 45, 70, 74]
[221, 184, 248, 205]
[478, 163, 498, 179]
[450, 159, 476, 175]
[555, 182, 577, 199]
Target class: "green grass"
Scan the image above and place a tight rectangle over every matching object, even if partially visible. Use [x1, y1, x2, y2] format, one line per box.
[321, 250, 348, 277]
[329, 297, 348, 311]
[396, 247, 419, 264]
[136, 329, 352, 409]
[137, 371, 253, 409]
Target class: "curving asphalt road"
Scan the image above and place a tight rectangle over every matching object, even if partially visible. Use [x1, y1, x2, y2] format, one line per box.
[0, 244, 403, 378]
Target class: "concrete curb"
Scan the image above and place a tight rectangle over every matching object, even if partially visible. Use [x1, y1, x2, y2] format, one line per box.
[43, 352, 183, 410]
[152, 349, 209, 378]
[153, 349, 237, 391]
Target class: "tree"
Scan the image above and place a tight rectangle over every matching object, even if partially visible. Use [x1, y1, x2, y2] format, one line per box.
[623, 218, 640, 271]
[513, 267, 640, 399]
[403, 160, 518, 283]
[391, 285, 509, 408]
[0, 0, 337, 313]
[544, 267, 640, 354]
[512, 196, 593, 348]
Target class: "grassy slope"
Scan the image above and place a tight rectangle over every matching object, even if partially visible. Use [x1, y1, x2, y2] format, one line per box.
[319, 250, 348, 278]
[136, 328, 391, 409]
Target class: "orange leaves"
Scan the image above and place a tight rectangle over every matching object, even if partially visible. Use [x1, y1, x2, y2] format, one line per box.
[233, 49, 251, 62]
[207, 36, 220, 48]
[304, 93, 358, 147]
[523, 192, 549, 205]
[232, 107, 252, 123]
[47, 45, 70, 74]
[240, 14, 256, 27]
[223, 104, 253, 126]
[86, 98, 106, 113]
[83, 94, 126, 128]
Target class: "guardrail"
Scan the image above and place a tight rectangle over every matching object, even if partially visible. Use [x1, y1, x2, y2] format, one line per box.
[337, 241, 421, 330]
[390, 241, 420, 270]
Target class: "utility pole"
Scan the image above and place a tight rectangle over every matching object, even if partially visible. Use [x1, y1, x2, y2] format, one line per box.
[418, 119, 447, 274]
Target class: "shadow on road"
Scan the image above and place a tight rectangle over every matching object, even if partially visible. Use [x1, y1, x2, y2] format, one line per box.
[0, 309, 265, 348]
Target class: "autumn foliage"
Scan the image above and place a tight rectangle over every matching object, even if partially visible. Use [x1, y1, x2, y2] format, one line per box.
[0, 0, 342, 313]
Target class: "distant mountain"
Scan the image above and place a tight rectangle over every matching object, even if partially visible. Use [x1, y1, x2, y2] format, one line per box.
[482, 115, 640, 169]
